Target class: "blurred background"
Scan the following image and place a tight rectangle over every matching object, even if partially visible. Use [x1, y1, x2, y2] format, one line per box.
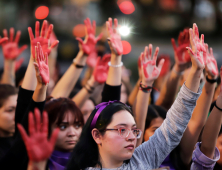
[0, 0, 222, 84]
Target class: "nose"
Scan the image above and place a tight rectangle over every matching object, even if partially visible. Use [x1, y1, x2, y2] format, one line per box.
[67, 126, 77, 137]
[126, 130, 136, 141]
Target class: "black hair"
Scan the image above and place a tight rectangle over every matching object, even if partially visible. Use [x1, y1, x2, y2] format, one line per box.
[66, 102, 132, 170]
[144, 105, 167, 131]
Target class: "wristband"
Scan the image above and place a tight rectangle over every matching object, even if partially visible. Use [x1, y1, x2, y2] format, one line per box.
[139, 82, 152, 93]
[108, 61, 123, 67]
[84, 86, 93, 94]
[73, 59, 85, 68]
[206, 75, 218, 84]
[215, 102, 222, 112]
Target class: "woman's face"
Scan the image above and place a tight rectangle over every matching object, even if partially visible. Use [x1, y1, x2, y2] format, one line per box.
[216, 134, 222, 165]
[52, 111, 82, 152]
[144, 117, 164, 141]
[99, 110, 137, 162]
[81, 99, 95, 124]
[0, 95, 17, 137]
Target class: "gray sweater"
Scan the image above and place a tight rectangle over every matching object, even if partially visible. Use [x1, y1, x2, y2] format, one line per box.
[86, 84, 201, 170]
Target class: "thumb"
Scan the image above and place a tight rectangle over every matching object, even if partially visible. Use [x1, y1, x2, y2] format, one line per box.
[49, 128, 60, 146]
[76, 37, 83, 45]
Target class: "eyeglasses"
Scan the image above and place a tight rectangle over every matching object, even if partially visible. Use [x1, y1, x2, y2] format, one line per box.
[104, 128, 142, 139]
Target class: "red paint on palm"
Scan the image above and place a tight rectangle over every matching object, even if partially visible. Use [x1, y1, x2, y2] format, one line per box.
[17, 108, 59, 162]
[76, 18, 103, 55]
[34, 43, 50, 85]
[205, 45, 218, 76]
[15, 57, 24, 72]
[171, 28, 191, 64]
[106, 18, 123, 55]
[87, 49, 98, 68]
[1, 28, 27, 60]
[141, 45, 164, 81]
[28, 20, 59, 58]
[93, 54, 111, 84]
[188, 24, 206, 65]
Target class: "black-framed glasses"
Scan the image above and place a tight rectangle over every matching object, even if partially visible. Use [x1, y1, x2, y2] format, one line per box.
[105, 128, 142, 139]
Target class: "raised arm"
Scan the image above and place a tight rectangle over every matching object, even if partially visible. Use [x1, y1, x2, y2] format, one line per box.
[135, 45, 164, 146]
[51, 18, 102, 98]
[179, 45, 219, 165]
[22, 20, 58, 91]
[0, 28, 27, 86]
[17, 109, 59, 170]
[155, 28, 190, 109]
[132, 23, 205, 169]
[73, 54, 110, 107]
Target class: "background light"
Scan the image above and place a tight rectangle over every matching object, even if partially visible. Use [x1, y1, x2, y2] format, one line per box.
[122, 40, 131, 55]
[119, 26, 130, 36]
[118, 1, 135, 15]
[35, 6, 49, 19]
[73, 24, 86, 37]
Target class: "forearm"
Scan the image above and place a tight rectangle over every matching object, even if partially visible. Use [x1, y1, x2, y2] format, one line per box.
[73, 76, 98, 108]
[1, 60, 15, 86]
[51, 51, 87, 98]
[33, 84, 47, 102]
[128, 79, 140, 106]
[180, 80, 216, 164]
[27, 161, 47, 170]
[22, 57, 37, 90]
[106, 53, 122, 86]
[201, 96, 222, 159]
[155, 66, 181, 109]
[185, 67, 203, 93]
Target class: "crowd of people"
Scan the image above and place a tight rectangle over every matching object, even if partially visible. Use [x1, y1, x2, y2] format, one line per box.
[0, 16, 221, 170]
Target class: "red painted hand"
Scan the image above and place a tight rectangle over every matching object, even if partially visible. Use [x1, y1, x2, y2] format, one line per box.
[33, 43, 50, 85]
[0, 36, 8, 45]
[76, 18, 103, 55]
[140, 45, 164, 84]
[17, 108, 59, 162]
[1, 28, 27, 60]
[93, 54, 111, 84]
[106, 18, 123, 55]
[15, 57, 24, 72]
[187, 23, 206, 69]
[86, 49, 98, 68]
[171, 28, 191, 64]
[28, 20, 59, 58]
[205, 44, 218, 77]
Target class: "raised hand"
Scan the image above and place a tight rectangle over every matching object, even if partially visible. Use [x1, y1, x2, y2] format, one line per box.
[15, 57, 24, 72]
[1, 28, 27, 60]
[28, 20, 59, 58]
[171, 28, 191, 68]
[33, 42, 50, 85]
[76, 18, 103, 55]
[17, 108, 59, 162]
[186, 23, 206, 69]
[0, 36, 8, 44]
[205, 44, 218, 77]
[140, 44, 164, 85]
[106, 18, 123, 55]
[93, 54, 111, 83]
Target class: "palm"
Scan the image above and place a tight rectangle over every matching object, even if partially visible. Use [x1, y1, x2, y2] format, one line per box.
[31, 37, 49, 57]
[38, 61, 50, 84]
[3, 42, 20, 59]
[94, 66, 108, 83]
[206, 47, 218, 76]
[26, 133, 54, 161]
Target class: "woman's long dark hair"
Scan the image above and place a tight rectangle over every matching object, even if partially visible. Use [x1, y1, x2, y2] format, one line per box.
[66, 102, 132, 170]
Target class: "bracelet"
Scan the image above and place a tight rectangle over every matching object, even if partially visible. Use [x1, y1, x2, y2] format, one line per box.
[215, 102, 222, 111]
[73, 59, 85, 68]
[84, 86, 93, 94]
[172, 67, 184, 76]
[139, 82, 152, 93]
[86, 82, 95, 90]
[108, 61, 123, 67]
[206, 75, 218, 84]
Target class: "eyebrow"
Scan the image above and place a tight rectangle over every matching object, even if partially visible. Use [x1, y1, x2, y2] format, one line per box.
[60, 122, 69, 125]
[115, 123, 137, 127]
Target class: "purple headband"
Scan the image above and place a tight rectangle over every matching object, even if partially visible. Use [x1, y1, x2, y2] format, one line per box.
[90, 100, 129, 131]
